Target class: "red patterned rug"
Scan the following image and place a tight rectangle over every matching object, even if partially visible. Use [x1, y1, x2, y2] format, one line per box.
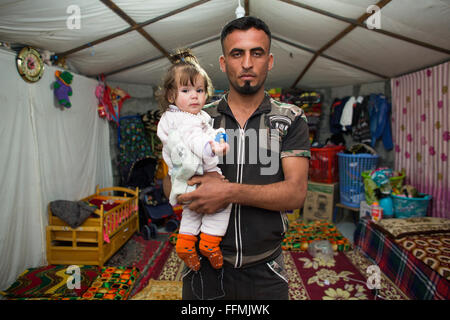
[0, 265, 100, 299]
[105, 234, 171, 296]
[285, 249, 409, 300]
[106, 234, 162, 271]
[155, 245, 185, 282]
[150, 246, 410, 300]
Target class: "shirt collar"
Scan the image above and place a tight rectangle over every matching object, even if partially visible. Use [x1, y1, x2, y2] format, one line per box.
[217, 92, 272, 117]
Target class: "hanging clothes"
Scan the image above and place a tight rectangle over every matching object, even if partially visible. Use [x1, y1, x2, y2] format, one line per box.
[368, 93, 393, 150]
[329, 96, 350, 134]
[351, 96, 372, 145]
[339, 96, 357, 131]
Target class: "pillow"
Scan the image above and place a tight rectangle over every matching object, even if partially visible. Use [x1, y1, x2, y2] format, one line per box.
[374, 217, 450, 239]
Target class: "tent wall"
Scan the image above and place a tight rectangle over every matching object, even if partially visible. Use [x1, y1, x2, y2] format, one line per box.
[391, 61, 449, 218]
[0, 48, 113, 290]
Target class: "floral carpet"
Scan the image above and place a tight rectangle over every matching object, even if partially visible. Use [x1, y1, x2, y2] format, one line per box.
[285, 249, 409, 300]
[146, 245, 409, 300]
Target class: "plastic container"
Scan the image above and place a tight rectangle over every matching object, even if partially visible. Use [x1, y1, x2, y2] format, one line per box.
[338, 153, 379, 208]
[379, 196, 394, 218]
[362, 170, 406, 204]
[392, 193, 432, 218]
[371, 202, 383, 222]
[309, 145, 345, 183]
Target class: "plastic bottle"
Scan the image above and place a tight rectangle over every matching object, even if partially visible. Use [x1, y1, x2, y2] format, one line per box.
[379, 195, 394, 218]
[371, 201, 383, 222]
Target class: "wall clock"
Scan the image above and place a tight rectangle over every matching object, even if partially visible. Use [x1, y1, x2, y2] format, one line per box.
[16, 46, 44, 83]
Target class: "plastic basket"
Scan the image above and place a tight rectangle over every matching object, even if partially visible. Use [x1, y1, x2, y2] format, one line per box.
[392, 193, 431, 218]
[309, 146, 345, 183]
[338, 153, 379, 208]
[362, 170, 406, 204]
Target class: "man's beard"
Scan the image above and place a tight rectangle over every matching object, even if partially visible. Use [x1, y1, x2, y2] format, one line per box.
[231, 80, 263, 95]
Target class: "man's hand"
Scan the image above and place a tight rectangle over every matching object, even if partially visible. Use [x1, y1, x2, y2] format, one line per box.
[177, 171, 231, 214]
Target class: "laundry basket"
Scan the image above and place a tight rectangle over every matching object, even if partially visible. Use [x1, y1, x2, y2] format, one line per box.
[392, 193, 432, 218]
[338, 153, 379, 208]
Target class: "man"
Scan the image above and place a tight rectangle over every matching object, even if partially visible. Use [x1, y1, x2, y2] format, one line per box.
[165, 16, 310, 299]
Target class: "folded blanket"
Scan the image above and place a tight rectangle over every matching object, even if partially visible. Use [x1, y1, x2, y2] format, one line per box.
[373, 217, 450, 239]
[50, 200, 97, 228]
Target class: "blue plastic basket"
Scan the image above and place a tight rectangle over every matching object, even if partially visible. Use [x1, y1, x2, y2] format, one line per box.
[392, 193, 431, 218]
[338, 153, 379, 208]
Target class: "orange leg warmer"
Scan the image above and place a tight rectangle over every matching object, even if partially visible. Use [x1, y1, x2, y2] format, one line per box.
[199, 233, 223, 269]
[176, 233, 201, 271]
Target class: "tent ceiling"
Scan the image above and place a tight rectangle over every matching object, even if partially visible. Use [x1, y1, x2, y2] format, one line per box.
[0, 0, 449, 90]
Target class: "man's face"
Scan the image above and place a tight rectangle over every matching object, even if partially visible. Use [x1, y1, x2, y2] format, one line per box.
[220, 28, 273, 95]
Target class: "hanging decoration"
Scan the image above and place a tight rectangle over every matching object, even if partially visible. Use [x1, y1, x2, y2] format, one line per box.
[53, 70, 73, 108]
[95, 74, 130, 125]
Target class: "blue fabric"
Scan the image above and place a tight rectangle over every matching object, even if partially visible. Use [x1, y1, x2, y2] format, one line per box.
[368, 94, 393, 150]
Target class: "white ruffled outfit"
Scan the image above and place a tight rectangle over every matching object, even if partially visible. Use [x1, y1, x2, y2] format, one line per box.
[157, 105, 231, 236]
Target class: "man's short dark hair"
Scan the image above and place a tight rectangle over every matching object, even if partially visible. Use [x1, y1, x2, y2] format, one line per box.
[220, 16, 271, 51]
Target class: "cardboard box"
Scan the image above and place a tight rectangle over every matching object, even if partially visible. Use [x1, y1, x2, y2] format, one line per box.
[303, 181, 339, 222]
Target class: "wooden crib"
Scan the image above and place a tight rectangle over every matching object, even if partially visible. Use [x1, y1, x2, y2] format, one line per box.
[46, 186, 139, 266]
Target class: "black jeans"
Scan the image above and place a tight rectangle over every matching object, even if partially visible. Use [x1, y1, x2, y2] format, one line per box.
[182, 253, 288, 300]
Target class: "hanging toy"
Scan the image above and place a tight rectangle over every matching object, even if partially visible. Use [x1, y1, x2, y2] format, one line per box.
[53, 70, 73, 108]
[95, 75, 111, 118]
[108, 87, 130, 125]
[95, 83, 107, 118]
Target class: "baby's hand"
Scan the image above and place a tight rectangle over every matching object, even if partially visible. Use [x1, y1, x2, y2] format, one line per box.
[210, 141, 229, 156]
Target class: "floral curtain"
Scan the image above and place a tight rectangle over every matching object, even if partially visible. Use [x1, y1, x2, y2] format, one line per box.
[391, 61, 449, 218]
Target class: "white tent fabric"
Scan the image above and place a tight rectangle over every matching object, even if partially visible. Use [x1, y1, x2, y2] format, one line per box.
[0, 0, 448, 89]
[0, 49, 112, 290]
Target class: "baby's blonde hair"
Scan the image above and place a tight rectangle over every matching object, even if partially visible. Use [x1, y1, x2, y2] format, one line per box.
[156, 49, 214, 112]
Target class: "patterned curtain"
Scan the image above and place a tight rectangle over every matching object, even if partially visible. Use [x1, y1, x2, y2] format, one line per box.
[391, 61, 449, 218]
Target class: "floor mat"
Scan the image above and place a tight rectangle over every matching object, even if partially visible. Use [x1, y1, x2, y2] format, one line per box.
[285, 249, 409, 300]
[80, 266, 139, 300]
[105, 234, 162, 271]
[137, 243, 408, 300]
[105, 234, 170, 296]
[0, 265, 100, 299]
[131, 279, 182, 300]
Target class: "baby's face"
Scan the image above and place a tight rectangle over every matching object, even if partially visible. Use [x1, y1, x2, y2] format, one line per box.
[174, 74, 207, 115]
